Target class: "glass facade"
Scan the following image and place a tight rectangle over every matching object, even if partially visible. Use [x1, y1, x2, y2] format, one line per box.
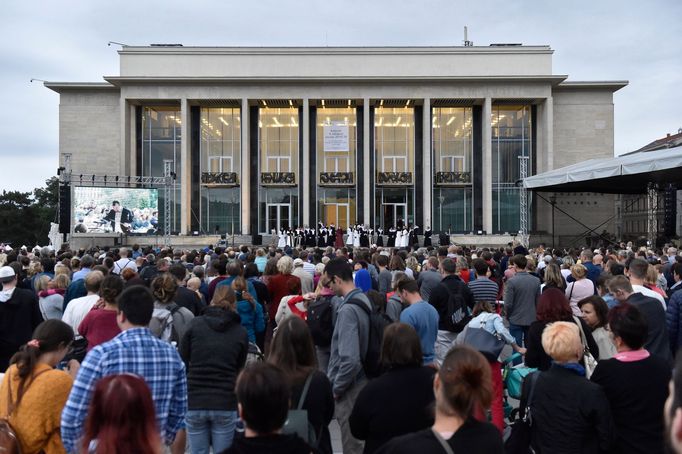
[258, 107, 300, 233]
[141, 106, 181, 232]
[200, 107, 241, 234]
[374, 106, 415, 228]
[316, 107, 357, 228]
[432, 107, 473, 232]
[492, 105, 532, 233]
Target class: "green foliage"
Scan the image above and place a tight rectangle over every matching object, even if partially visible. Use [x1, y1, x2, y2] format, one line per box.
[0, 177, 58, 247]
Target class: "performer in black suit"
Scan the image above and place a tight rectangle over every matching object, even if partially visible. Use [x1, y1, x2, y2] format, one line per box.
[327, 225, 336, 247]
[387, 226, 397, 248]
[376, 226, 384, 247]
[104, 201, 133, 233]
[423, 227, 432, 247]
[359, 226, 369, 248]
[410, 225, 420, 248]
[317, 223, 326, 248]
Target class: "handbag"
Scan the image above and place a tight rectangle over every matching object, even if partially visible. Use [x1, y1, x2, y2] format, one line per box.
[504, 371, 540, 454]
[572, 316, 598, 378]
[462, 314, 506, 361]
[1, 368, 50, 454]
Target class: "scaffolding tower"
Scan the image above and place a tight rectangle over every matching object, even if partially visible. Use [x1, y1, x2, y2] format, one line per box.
[519, 155, 530, 246]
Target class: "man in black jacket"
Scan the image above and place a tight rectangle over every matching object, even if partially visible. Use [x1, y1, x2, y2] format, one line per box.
[428, 258, 474, 366]
[0, 265, 43, 370]
[608, 275, 671, 363]
[169, 263, 205, 316]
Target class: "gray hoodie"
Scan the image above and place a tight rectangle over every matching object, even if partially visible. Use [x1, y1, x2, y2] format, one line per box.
[327, 288, 371, 397]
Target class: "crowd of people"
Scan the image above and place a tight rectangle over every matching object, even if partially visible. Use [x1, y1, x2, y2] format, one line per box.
[0, 238, 682, 453]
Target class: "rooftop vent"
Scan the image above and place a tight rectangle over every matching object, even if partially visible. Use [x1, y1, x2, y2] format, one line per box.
[150, 43, 183, 47]
[489, 43, 522, 47]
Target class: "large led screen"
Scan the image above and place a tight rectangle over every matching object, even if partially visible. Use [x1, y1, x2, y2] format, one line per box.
[73, 187, 159, 235]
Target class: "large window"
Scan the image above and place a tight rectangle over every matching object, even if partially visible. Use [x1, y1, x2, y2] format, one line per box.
[200, 107, 241, 234]
[259, 107, 299, 174]
[374, 107, 415, 174]
[141, 106, 181, 232]
[316, 107, 357, 226]
[432, 107, 473, 232]
[258, 107, 299, 234]
[492, 105, 532, 233]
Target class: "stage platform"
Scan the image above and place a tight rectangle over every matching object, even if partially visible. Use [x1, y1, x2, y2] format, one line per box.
[67, 233, 522, 251]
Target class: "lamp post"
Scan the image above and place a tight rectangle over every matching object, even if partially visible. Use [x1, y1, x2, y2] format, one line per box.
[549, 194, 557, 249]
[229, 194, 236, 247]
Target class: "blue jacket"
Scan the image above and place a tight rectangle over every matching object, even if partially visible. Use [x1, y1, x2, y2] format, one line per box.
[236, 299, 265, 343]
[666, 290, 682, 355]
[567, 261, 601, 287]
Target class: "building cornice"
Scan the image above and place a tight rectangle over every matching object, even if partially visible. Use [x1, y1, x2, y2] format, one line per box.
[555, 80, 629, 92]
[103, 74, 568, 86]
[117, 45, 554, 57]
[44, 82, 118, 94]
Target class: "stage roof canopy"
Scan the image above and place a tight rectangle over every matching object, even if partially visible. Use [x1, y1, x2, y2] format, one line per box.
[523, 145, 682, 194]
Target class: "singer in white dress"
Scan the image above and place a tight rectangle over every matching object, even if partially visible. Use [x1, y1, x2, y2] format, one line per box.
[277, 229, 287, 248]
[346, 227, 354, 246]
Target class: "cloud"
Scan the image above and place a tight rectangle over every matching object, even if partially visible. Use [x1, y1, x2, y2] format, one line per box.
[1, 0, 680, 192]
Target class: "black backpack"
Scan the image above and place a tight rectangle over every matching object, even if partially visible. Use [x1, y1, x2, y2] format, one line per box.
[346, 296, 392, 378]
[307, 295, 334, 347]
[444, 290, 471, 333]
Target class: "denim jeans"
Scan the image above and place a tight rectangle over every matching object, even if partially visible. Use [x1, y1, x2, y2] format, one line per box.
[186, 409, 238, 454]
[508, 324, 529, 348]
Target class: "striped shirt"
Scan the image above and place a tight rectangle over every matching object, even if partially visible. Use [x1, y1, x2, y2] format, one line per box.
[61, 328, 187, 452]
[468, 277, 499, 304]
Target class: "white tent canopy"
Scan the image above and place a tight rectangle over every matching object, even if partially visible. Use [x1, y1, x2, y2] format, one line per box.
[523, 145, 682, 194]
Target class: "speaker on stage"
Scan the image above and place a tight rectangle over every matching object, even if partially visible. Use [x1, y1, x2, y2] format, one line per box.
[252, 234, 263, 245]
[58, 183, 71, 234]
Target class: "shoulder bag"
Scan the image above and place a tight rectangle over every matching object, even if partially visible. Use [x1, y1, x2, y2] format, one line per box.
[1, 368, 50, 454]
[461, 313, 506, 362]
[504, 371, 540, 454]
[573, 315, 598, 378]
[431, 428, 455, 454]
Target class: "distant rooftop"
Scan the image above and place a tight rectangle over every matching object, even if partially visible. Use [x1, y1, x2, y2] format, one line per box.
[625, 130, 682, 155]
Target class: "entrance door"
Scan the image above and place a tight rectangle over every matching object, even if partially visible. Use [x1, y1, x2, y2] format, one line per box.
[266, 203, 291, 233]
[324, 203, 350, 229]
[382, 203, 408, 229]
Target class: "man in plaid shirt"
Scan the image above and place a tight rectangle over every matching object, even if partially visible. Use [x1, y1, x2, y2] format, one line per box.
[61, 285, 187, 453]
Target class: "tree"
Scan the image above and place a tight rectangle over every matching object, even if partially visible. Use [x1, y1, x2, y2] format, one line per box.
[0, 177, 58, 247]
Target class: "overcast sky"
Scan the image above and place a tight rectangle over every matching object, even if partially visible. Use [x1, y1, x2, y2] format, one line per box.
[1, 0, 680, 193]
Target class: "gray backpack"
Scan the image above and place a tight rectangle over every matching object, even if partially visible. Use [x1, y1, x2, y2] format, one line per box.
[282, 373, 318, 446]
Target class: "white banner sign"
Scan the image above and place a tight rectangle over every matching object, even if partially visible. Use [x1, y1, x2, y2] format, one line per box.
[323, 124, 349, 152]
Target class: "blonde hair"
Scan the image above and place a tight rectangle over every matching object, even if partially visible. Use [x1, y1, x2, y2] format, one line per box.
[52, 273, 70, 290]
[211, 285, 236, 310]
[570, 263, 587, 280]
[36, 275, 51, 292]
[276, 256, 294, 275]
[541, 321, 582, 363]
[646, 264, 658, 286]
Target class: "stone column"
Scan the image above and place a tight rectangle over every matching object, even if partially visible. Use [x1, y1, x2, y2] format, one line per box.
[482, 97, 493, 233]
[241, 98, 250, 235]
[544, 96, 554, 171]
[180, 98, 190, 235]
[363, 98, 371, 225]
[422, 98, 432, 230]
[302, 98, 310, 226]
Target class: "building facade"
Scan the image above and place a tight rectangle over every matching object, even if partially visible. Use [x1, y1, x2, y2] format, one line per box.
[46, 45, 626, 242]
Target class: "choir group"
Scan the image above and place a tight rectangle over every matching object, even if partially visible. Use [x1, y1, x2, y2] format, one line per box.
[274, 221, 436, 249]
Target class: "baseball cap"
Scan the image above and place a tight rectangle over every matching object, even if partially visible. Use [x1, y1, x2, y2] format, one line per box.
[293, 258, 304, 267]
[0, 266, 16, 282]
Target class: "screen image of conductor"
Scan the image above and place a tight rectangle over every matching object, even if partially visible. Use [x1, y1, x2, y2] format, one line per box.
[72, 187, 159, 235]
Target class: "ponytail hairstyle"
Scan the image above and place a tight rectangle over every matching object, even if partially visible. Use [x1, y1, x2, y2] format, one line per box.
[437, 346, 492, 418]
[10, 319, 74, 394]
[100, 275, 124, 305]
[211, 285, 237, 311]
[231, 276, 256, 310]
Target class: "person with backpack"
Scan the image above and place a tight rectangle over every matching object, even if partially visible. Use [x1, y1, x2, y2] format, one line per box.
[325, 257, 373, 454]
[428, 258, 475, 366]
[306, 277, 339, 373]
[268, 316, 334, 454]
[149, 273, 195, 344]
[231, 277, 265, 345]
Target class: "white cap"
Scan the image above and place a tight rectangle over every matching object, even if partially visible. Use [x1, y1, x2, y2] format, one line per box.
[0, 266, 16, 282]
[293, 258, 304, 267]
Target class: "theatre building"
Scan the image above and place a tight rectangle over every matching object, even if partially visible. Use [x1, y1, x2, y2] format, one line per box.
[46, 44, 626, 245]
